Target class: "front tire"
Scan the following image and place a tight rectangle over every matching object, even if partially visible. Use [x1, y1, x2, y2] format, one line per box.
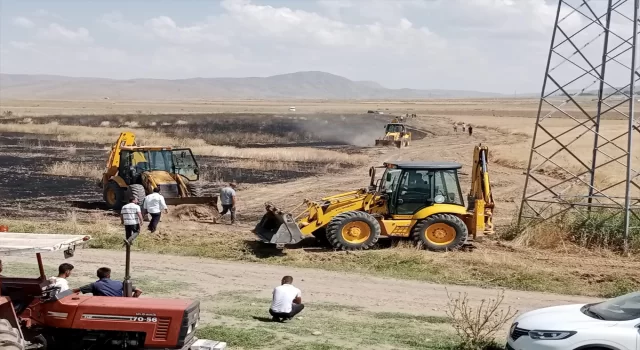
[103, 181, 125, 210]
[412, 214, 468, 251]
[129, 184, 146, 203]
[326, 211, 381, 250]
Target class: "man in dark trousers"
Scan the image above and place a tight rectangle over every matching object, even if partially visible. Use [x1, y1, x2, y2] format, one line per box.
[219, 182, 237, 224]
[120, 197, 143, 239]
[73, 267, 142, 297]
[468, 125, 473, 136]
[143, 187, 168, 233]
[269, 275, 304, 322]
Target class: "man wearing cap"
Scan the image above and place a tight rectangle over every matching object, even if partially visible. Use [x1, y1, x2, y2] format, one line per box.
[219, 182, 237, 224]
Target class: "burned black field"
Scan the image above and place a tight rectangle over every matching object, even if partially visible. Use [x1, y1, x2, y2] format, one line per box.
[0, 113, 423, 218]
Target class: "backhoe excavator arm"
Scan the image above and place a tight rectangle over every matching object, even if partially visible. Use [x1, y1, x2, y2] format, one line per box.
[468, 144, 495, 237]
[102, 132, 136, 185]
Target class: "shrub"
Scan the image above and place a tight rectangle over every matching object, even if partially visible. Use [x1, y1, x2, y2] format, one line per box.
[446, 289, 517, 350]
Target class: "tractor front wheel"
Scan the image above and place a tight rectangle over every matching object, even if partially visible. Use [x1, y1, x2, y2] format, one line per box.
[412, 214, 468, 251]
[326, 211, 381, 251]
[103, 181, 125, 210]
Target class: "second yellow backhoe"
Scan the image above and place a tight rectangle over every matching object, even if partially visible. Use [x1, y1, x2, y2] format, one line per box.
[375, 123, 412, 148]
[100, 132, 217, 210]
[253, 144, 494, 251]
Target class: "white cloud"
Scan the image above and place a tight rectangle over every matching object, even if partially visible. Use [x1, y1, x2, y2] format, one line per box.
[9, 41, 35, 50]
[38, 23, 93, 43]
[143, 16, 228, 45]
[5, 0, 635, 93]
[13, 16, 35, 29]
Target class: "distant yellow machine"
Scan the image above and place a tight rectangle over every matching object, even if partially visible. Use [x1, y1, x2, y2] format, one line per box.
[375, 123, 412, 148]
[254, 144, 495, 251]
[100, 132, 216, 210]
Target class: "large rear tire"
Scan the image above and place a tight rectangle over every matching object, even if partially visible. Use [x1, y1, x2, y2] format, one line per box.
[186, 182, 204, 197]
[326, 211, 380, 251]
[103, 181, 125, 210]
[129, 184, 146, 203]
[0, 319, 25, 350]
[412, 214, 468, 251]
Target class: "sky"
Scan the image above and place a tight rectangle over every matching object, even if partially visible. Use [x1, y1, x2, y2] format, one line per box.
[0, 0, 636, 93]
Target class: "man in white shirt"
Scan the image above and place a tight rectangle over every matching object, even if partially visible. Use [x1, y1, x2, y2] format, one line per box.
[48, 263, 74, 293]
[143, 187, 168, 233]
[269, 275, 304, 322]
[121, 197, 143, 239]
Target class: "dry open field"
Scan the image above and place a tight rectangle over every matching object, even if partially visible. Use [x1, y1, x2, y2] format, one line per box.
[1, 97, 640, 349]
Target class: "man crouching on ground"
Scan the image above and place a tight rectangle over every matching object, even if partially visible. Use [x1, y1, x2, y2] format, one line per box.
[269, 275, 304, 322]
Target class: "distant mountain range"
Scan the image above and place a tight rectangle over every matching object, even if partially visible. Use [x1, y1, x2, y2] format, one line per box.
[0, 71, 502, 100]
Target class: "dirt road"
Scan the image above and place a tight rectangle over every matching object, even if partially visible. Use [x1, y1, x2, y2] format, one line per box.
[14, 248, 597, 319]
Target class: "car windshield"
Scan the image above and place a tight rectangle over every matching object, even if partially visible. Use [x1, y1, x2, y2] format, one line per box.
[585, 292, 640, 321]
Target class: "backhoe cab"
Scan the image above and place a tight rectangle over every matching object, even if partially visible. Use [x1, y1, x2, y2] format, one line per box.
[375, 123, 411, 148]
[101, 132, 217, 210]
[254, 145, 494, 252]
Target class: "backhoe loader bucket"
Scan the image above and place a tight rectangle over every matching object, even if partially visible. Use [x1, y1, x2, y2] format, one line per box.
[253, 205, 304, 245]
[375, 139, 404, 148]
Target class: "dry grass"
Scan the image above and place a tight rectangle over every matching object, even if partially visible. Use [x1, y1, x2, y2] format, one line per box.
[44, 161, 103, 179]
[0, 122, 365, 165]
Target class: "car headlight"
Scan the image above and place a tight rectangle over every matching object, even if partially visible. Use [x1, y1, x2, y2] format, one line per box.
[529, 330, 576, 340]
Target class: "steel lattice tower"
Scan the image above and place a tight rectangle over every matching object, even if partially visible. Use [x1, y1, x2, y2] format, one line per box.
[518, 0, 640, 252]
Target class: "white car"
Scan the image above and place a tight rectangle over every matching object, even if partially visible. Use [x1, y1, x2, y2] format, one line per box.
[507, 291, 640, 350]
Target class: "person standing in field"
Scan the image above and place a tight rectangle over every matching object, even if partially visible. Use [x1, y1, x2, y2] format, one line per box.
[453, 123, 458, 132]
[121, 197, 143, 239]
[468, 125, 473, 136]
[143, 187, 168, 233]
[219, 182, 237, 224]
[461, 123, 466, 132]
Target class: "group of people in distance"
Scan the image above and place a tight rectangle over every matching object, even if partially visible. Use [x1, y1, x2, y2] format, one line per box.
[453, 122, 473, 135]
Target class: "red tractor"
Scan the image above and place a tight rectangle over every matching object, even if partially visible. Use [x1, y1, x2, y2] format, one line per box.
[0, 232, 225, 350]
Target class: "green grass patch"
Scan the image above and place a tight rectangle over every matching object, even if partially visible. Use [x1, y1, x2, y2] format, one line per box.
[197, 325, 279, 349]
[3, 217, 636, 298]
[201, 291, 460, 349]
[373, 312, 451, 324]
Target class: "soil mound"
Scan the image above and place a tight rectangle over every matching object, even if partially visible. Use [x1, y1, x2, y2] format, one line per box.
[169, 204, 219, 222]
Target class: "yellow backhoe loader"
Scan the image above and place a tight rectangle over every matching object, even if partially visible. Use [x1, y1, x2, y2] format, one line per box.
[375, 123, 411, 148]
[253, 144, 494, 251]
[100, 132, 217, 210]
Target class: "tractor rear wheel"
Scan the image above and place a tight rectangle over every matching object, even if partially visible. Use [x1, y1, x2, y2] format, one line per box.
[412, 214, 468, 251]
[0, 319, 25, 350]
[187, 182, 204, 197]
[326, 211, 380, 250]
[129, 184, 146, 203]
[103, 181, 125, 210]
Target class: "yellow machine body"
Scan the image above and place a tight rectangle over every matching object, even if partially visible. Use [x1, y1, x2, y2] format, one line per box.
[254, 144, 494, 251]
[375, 123, 412, 148]
[100, 132, 216, 210]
